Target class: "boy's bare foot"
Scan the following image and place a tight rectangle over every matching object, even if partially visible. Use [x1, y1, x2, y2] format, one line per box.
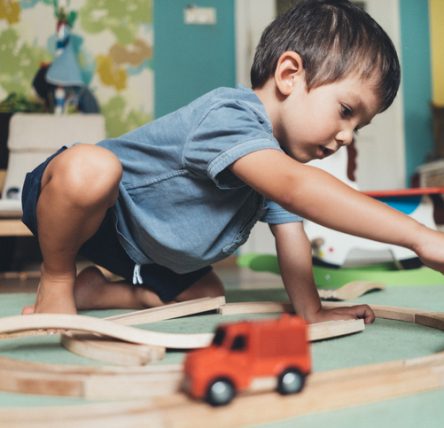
[21, 269, 77, 315]
[73, 266, 163, 309]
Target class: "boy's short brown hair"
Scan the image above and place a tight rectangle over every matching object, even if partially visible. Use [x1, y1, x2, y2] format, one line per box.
[251, 0, 400, 112]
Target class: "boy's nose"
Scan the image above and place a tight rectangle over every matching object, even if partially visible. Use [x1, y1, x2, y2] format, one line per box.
[335, 129, 354, 146]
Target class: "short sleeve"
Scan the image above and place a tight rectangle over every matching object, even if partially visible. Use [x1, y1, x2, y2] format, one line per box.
[183, 101, 281, 189]
[260, 200, 303, 224]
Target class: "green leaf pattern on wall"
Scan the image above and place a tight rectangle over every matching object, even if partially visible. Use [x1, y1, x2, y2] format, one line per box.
[0, 0, 153, 137]
[0, 27, 51, 95]
[79, 0, 152, 45]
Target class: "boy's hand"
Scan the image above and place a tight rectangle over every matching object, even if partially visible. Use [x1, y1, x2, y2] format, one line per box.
[305, 304, 375, 325]
[413, 228, 444, 274]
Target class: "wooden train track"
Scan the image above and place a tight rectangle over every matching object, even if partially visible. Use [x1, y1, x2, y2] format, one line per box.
[0, 317, 363, 399]
[0, 301, 443, 426]
[60, 280, 382, 366]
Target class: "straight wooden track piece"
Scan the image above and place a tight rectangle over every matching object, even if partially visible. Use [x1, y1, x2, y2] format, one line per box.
[0, 355, 183, 399]
[218, 301, 292, 315]
[0, 314, 212, 349]
[371, 305, 417, 322]
[61, 335, 165, 366]
[0, 355, 181, 374]
[308, 318, 364, 341]
[323, 301, 434, 324]
[62, 296, 226, 365]
[104, 296, 226, 325]
[0, 397, 187, 428]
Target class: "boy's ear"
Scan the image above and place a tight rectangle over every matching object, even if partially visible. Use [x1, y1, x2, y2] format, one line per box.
[274, 51, 305, 96]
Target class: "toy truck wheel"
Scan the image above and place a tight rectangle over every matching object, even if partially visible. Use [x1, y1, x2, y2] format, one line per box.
[205, 378, 236, 406]
[277, 368, 306, 395]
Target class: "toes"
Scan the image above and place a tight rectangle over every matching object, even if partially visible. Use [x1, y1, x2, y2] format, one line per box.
[21, 305, 35, 315]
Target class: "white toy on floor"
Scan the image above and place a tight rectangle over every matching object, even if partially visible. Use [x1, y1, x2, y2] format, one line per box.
[304, 146, 441, 267]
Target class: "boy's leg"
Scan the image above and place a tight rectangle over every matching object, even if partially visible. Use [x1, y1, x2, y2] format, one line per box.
[174, 270, 225, 302]
[72, 266, 225, 310]
[26, 144, 122, 314]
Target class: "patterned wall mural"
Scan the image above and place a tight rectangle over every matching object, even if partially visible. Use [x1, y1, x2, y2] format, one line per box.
[0, 0, 153, 137]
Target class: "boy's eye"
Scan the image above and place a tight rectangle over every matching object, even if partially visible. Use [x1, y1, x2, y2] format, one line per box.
[340, 104, 353, 118]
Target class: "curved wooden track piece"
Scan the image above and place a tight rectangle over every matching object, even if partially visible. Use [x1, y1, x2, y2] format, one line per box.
[62, 296, 226, 365]
[0, 314, 212, 349]
[318, 281, 385, 301]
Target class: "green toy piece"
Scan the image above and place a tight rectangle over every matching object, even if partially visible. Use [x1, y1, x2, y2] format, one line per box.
[237, 253, 444, 288]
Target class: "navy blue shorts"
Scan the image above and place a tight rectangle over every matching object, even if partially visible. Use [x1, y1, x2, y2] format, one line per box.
[21, 146, 212, 302]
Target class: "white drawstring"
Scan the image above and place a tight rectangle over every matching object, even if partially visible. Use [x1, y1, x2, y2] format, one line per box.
[132, 264, 143, 285]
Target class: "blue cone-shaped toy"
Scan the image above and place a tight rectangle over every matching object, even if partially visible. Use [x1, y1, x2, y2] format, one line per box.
[46, 40, 84, 87]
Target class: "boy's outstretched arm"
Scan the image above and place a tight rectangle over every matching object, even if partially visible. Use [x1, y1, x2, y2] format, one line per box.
[231, 150, 444, 273]
[271, 222, 374, 324]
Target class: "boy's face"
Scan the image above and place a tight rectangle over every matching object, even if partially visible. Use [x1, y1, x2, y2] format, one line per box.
[275, 73, 381, 163]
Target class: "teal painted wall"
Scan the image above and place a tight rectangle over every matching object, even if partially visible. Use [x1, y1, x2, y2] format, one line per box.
[400, 0, 434, 184]
[154, 0, 235, 118]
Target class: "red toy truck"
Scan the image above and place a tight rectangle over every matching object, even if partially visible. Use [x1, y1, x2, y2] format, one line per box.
[183, 315, 311, 406]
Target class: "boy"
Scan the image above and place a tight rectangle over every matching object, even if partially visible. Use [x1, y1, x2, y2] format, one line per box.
[21, 0, 444, 322]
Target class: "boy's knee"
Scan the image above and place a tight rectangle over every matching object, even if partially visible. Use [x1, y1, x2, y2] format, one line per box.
[48, 145, 122, 207]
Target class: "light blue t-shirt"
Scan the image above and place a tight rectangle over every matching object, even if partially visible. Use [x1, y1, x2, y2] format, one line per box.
[98, 86, 301, 273]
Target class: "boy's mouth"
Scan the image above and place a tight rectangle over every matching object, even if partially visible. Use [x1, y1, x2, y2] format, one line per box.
[319, 146, 335, 158]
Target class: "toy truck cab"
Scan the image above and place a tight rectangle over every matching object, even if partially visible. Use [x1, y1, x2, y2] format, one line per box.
[183, 315, 311, 406]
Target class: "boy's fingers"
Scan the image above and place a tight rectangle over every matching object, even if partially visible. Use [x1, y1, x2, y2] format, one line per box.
[351, 304, 375, 324]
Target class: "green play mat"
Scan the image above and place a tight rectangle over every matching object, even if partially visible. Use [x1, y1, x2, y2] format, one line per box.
[237, 253, 444, 288]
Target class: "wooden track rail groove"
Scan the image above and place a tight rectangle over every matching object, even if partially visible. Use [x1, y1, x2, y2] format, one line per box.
[1, 302, 444, 426]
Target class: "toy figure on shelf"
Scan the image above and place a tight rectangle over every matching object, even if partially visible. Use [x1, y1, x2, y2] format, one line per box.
[45, 0, 84, 114]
